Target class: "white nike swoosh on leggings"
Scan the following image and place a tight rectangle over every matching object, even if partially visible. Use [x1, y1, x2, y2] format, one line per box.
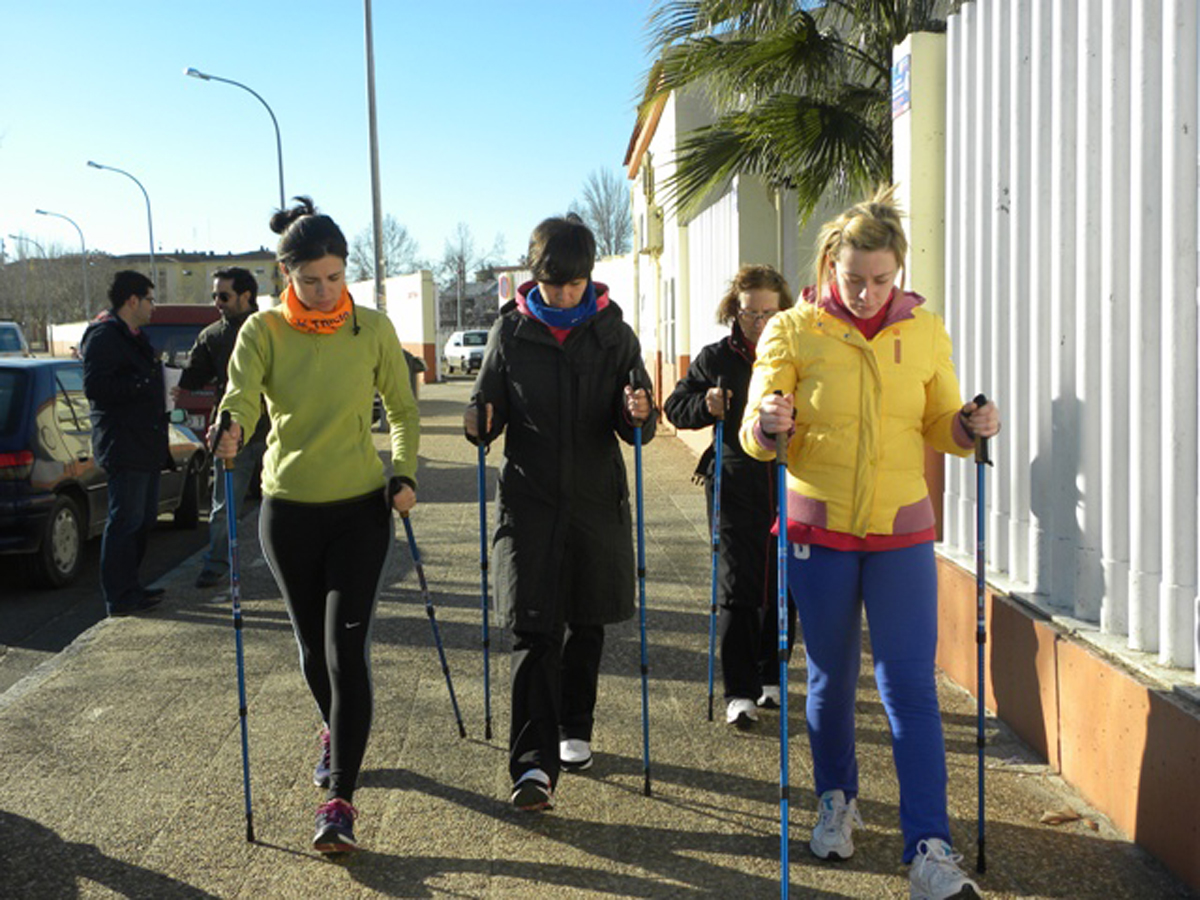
[345, 621, 362, 629]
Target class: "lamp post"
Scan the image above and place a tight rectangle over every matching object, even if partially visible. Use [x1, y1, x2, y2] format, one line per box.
[363, 0, 387, 311]
[184, 67, 285, 211]
[35, 209, 90, 318]
[87, 161, 157, 288]
[6, 234, 47, 348]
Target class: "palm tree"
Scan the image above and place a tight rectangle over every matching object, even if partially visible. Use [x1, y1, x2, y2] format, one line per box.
[639, 0, 956, 225]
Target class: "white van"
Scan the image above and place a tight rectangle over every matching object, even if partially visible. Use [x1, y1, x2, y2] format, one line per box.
[441, 329, 489, 375]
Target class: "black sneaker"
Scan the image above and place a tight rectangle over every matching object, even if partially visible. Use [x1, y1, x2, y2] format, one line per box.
[313, 798, 358, 853]
[194, 568, 224, 588]
[510, 769, 554, 811]
[108, 592, 164, 617]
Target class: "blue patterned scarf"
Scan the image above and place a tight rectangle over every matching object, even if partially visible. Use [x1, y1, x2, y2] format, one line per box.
[524, 282, 598, 329]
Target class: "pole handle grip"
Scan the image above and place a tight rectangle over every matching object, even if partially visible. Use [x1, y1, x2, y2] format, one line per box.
[971, 393, 991, 465]
[628, 368, 648, 426]
[714, 375, 727, 421]
[769, 390, 788, 463]
[471, 391, 489, 447]
[213, 410, 236, 471]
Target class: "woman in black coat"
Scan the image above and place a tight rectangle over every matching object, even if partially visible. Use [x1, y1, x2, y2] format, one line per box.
[664, 264, 795, 729]
[465, 216, 655, 812]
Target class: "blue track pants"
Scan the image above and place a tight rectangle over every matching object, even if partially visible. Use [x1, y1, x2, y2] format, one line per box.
[787, 541, 950, 862]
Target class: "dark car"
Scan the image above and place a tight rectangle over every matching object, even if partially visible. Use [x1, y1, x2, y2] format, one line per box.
[141, 304, 222, 434]
[0, 358, 209, 587]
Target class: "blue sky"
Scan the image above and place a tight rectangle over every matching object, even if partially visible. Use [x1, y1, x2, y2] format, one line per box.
[0, 0, 656, 267]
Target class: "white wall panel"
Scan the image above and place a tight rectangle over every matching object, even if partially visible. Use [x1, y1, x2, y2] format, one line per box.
[941, 0, 1198, 678]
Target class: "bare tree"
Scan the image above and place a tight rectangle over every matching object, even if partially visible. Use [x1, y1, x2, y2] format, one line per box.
[347, 215, 423, 282]
[0, 242, 121, 346]
[569, 168, 633, 257]
[439, 223, 503, 330]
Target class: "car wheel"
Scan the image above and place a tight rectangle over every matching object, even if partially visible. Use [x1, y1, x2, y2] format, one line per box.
[173, 458, 202, 529]
[29, 494, 84, 588]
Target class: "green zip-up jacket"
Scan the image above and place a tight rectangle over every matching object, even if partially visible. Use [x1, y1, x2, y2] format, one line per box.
[219, 303, 419, 503]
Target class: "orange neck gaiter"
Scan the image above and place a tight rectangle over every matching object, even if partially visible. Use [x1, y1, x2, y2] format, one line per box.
[280, 282, 353, 335]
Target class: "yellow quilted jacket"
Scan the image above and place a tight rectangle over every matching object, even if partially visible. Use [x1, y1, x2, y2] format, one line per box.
[739, 289, 973, 538]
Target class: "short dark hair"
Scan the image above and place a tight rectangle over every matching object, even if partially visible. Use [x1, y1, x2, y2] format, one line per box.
[528, 216, 595, 285]
[108, 270, 154, 309]
[213, 267, 259, 306]
[269, 196, 348, 269]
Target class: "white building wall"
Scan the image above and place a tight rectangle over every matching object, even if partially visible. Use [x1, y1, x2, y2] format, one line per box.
[686, 186, 739, 355]
[940, 0, 1199, 680]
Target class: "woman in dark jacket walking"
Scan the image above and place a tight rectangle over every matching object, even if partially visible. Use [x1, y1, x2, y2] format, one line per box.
[465, 215, 655, 811]
[664, 265, 795, 728]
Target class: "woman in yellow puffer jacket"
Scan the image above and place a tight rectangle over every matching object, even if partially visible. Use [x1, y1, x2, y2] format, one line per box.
[740, 185, 999, 900]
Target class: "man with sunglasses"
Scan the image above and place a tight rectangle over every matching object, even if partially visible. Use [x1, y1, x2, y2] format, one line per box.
[177, 267, 268, 588]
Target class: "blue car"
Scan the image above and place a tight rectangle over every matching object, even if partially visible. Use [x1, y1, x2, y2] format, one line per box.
[0, 358, 209, 587]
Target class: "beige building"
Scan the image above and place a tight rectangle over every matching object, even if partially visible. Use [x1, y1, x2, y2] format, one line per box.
[113, 248, 277, 305]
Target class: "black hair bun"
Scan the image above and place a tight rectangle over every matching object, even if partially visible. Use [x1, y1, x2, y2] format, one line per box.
[270, 196, 318, 235]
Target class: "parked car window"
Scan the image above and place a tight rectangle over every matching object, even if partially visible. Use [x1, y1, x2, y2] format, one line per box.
[55, 367, 91, 433]
[463, 332, 487, 346]
[0, 369, 27, 436]
[0, 323, 30, 356]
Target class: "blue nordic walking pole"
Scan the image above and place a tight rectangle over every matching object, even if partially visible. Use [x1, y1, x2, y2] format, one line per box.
[629, 369, 652, 796]
[215, 411, 254, 843]
[706, 376, 727, 722]
[771, 393, 790, 897]
[401, 512, 467, 738]
[473, 393, 493, 741]
[972, 394, 991, 875]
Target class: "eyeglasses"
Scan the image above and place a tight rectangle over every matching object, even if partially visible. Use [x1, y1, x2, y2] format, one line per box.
[212, 291, 234, 302]
[737, 309, 777, 324]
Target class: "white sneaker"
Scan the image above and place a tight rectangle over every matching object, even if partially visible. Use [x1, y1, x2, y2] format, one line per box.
[725, 698, 758, 729]
[909, 838, 981, 900]
[559, 738, 593, 771]
[757, 685, 781, 709]
[809, 789, 864, 860]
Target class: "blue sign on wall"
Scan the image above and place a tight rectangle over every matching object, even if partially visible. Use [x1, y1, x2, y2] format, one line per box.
[892, 53, 912, 119]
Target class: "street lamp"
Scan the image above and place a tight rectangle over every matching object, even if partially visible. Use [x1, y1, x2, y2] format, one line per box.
[185, 67, 286, 210]
[35, 209, 89, 318]
[6, 234, 48, 347]
[87, 160, 157, 288]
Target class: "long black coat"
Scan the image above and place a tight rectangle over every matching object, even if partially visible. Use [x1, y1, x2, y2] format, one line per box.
[80, 311, 170, 473]
[472, 291, 656, 633]
[664, 329, 775, 611]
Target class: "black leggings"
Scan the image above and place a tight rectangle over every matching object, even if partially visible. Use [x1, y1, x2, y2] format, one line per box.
[260, 490, 392, 802]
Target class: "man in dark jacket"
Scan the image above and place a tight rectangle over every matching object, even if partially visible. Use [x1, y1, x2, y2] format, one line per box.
[81, 270, 168, 616]
[176, 267, 266, 588]
[465, 216, 655, 813]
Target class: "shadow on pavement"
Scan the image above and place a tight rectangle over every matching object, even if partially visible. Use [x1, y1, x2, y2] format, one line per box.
[0, 810, 219, 899]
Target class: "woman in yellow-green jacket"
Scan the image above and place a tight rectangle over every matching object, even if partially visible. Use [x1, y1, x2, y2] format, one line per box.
[214, 197, 419, 855]
[740, 185, 999, 900]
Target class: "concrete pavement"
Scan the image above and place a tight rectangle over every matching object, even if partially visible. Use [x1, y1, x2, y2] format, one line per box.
[0, 379, 1193, 899]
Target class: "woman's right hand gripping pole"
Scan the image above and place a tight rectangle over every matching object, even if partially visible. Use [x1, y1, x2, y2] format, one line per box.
[463, 395, 493, 443]
[757, 391, 794, 439]
[208, 412, 242, 463]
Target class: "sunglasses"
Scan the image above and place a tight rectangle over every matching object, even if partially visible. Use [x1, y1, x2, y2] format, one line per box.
[212, 291, 234, 302]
